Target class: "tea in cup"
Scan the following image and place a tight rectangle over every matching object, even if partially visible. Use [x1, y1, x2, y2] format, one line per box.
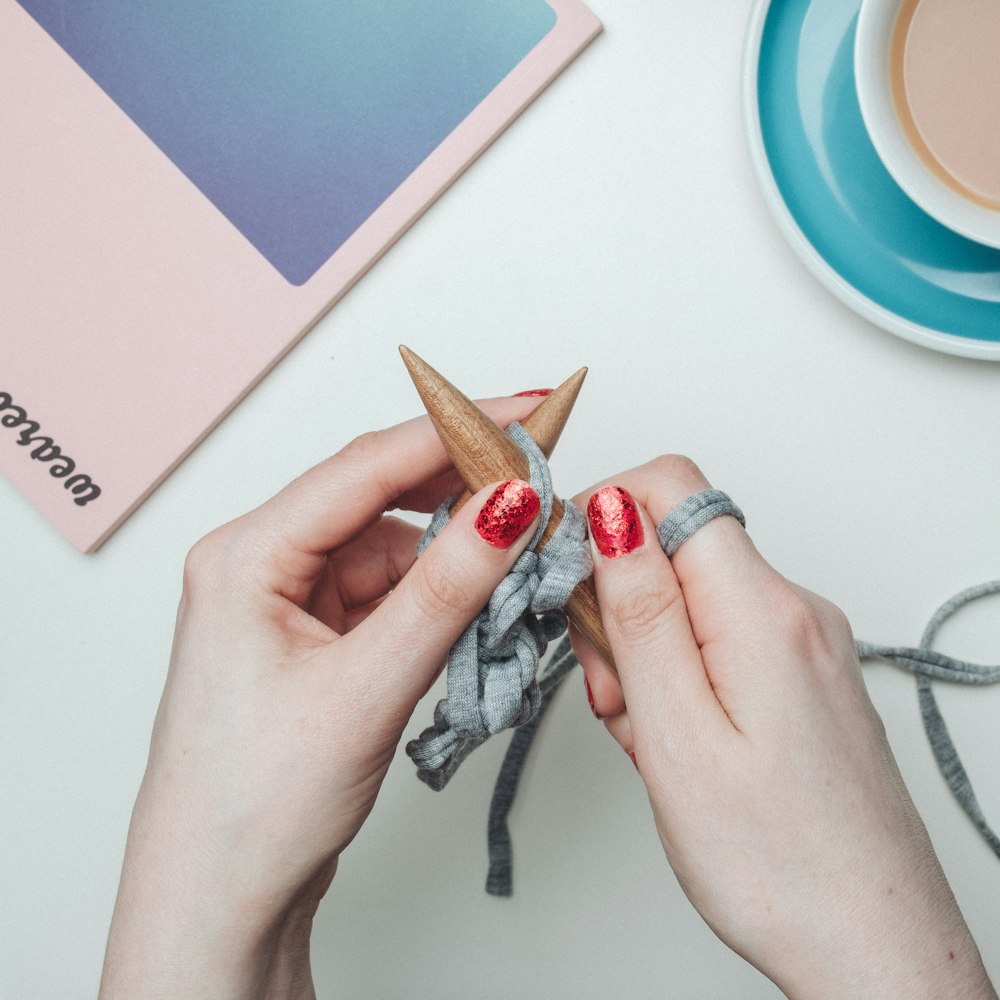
[855, 0, 1000, 247]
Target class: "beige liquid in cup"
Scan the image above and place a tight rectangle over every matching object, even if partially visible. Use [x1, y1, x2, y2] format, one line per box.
[890, 0, 1000, 211]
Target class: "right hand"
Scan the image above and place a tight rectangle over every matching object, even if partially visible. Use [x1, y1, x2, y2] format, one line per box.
[571, 455, 996, 1000]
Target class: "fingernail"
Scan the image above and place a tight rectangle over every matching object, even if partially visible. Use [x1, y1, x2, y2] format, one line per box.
[475, 479, 540, 549]
[584, 675, 600, 718]
[627, 750, 638, 770]
[587, 486, 644, 558]
[513, 388, 554, 397]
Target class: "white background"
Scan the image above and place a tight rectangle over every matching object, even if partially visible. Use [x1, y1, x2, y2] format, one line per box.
[2, 2, 999, 997]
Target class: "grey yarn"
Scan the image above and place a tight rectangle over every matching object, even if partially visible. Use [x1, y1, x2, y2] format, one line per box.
[657, 489, 746, 555]
[481, 489, 748, 894]
[405, 422, 592, 788]
[485, 635, 580, 896]
[404, 431, 1000, 894]
[857, 580, 1000, 859]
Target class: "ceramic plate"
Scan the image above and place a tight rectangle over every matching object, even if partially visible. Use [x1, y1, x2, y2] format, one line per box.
[744, 0, 1000, 360]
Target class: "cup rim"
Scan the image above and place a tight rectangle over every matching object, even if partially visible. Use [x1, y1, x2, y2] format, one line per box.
[854, 0, 1000, 249]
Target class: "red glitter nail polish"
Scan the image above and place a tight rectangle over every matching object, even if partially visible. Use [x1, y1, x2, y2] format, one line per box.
[475, 479, 540, 549]
[513, 388, 554, 397]
[587, 486, 644, 558]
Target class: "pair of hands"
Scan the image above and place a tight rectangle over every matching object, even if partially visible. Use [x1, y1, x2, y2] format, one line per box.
[99, 397, 995, 1000]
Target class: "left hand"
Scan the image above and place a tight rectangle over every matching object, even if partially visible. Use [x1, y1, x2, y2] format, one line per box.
[99, 396, 545, 1000]
[570, 457, 995, 999]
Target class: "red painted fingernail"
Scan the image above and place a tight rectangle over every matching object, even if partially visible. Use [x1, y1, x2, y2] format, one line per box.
[628, 750, 638, 770]
[587, 486, 644, 558]
[584, 675, 600, 718]
[513, 388, 554, 397]
[475, 480, 540, 549]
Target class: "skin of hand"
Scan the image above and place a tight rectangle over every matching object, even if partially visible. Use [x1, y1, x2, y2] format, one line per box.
[98, 395, 546, 1000]
[572, 455, 997, 1000]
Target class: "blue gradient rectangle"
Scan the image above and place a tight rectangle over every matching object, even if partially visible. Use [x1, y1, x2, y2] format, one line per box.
[18, 1, 557, 285]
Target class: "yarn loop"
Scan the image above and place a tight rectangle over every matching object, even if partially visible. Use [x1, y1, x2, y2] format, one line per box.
[857, 580, 1000, 859]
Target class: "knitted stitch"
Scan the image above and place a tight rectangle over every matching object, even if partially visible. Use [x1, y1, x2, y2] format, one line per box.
[405, 422, 592, 788]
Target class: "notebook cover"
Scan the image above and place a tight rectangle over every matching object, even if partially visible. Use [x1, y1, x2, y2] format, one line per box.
[0, 0, 601, 552]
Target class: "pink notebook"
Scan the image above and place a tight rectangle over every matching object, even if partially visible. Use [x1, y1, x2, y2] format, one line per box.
[0, 0, 600, 552]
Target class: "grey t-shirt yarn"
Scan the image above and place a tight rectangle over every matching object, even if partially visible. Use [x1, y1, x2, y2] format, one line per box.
[404, 426, 1000, 895]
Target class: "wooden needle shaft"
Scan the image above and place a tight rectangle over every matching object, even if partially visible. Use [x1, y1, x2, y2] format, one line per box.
[449, 365, 587, 516]
[400, 346, 615, 669]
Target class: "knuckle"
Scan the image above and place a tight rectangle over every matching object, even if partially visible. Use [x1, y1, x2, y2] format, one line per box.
[336, 429, 401, 502]
[812, 598, 860, 670]
[646, 453, 707, 488]
[768, 586, 854, 667]
[182, 523, 245, 595]
[814, 596, 853, 638]
[607, 580, 683, 642]
[412, 560, 473, 621]
[182, 530, 225, 588]
[337, 429, 384, 473]
[770, 587, 822, 638]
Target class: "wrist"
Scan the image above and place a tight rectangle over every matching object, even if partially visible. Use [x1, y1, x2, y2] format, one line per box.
[99, 817, 327, 1000]
[99, 862, 282, 1000]
[772, 917, 996, 1000]
[261, 911, 319, 1000]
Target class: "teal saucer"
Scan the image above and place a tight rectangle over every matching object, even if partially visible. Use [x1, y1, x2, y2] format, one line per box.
[745, 0, 1000, 359]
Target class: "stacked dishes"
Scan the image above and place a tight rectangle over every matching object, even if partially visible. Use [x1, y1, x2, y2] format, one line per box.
[745, 0, 1000, 359]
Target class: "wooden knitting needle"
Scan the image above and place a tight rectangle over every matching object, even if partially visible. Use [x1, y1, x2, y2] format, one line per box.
[449, 366, 587, 516]
[399, 346, 615, 668]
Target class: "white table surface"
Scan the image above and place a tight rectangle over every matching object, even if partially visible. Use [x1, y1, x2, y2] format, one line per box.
[3, 2, 999, 997]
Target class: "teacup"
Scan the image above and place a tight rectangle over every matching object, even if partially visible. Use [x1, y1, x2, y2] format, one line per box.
[855, 0, 1000, 248]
